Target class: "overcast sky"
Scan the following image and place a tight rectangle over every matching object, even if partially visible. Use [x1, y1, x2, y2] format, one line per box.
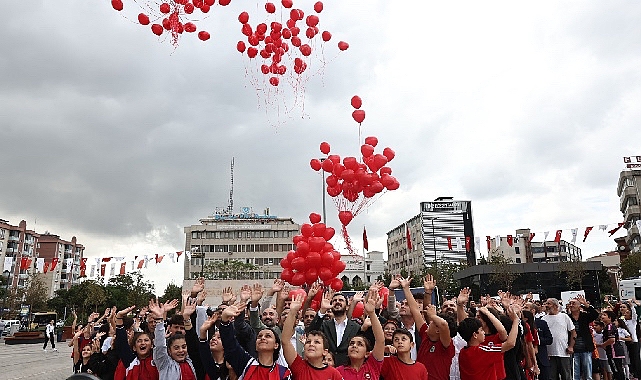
[1, 1, 640, 294]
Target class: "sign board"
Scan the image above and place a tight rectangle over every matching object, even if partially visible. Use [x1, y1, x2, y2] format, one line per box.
[19, 304, 30, 317]
[560, 290, 585, 307]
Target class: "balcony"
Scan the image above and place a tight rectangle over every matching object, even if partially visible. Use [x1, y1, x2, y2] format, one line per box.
[8, 236, 19, 242]
[6, 247, 15, 253]
[625, 205, 641, 223]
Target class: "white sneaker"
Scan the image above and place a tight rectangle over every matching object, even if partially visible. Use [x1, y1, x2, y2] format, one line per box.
[43, 348, 46, 352]
[53, 348, 58, 352]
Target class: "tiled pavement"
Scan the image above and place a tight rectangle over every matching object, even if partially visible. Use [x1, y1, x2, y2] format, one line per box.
[0, 337, 75, 380]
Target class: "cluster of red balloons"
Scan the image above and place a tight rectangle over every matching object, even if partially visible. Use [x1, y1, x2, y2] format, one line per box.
[309, 138, 399, 226]
[111, 0, 233, 44]
[280, 212, 345, 291]
[235, 1, 349, 86]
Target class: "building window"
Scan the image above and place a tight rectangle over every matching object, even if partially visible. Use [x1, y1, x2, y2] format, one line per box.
[515, 247, 520, 255]
[515, 258, 521, 263]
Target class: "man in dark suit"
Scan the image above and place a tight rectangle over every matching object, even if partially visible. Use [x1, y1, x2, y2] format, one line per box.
[307, 290, 361, 366]
[525, 302, 553, 380]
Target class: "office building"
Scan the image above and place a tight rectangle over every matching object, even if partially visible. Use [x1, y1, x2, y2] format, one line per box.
[183, 207, 300, 281]
[488, 228, 581, 263]
[617, 167, 641, 253]
[387, 197, 476, 275]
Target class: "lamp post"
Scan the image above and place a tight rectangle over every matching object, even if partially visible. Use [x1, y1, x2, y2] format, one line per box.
[2, 270, 10, 319]
[319, 158, 327, 223]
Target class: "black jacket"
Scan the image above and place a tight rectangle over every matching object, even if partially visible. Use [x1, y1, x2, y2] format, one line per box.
[307, 313, 362, 366]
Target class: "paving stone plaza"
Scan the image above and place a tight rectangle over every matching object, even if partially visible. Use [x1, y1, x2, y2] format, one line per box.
[0, 338, 75, 380]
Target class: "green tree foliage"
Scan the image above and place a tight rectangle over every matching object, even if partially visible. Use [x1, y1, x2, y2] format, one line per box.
[161, 282, 183, 303]
[203, 259, 259, 280]
[105, 272, 155, 310]
[621, 253, 641, 279]
[424, 261, 468, 297]
[23, 273, 50, 312]
[488, 252, 517, 290]
[558, 260, 586, 288]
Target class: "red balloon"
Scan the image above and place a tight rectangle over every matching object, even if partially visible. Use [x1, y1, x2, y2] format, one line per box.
[326, 175, 338, 187]
[306, 15, 319, 27]
[364, 136, 378, 147]
[296, 241, 310, 255]
[338, 41, 349, 51]
[323, 242, 334, 252]
[328, 154, 340, 164]
[219, 0, 231, 5]
[309, 213, 322, 223]
[305, 268, 319, 284]
[286, 250, 296, 262]
[184, 22, 197, 33]
[242, 23, 252, 37]
[383, 147, 395, 162]
[198, 31, 210, 41]
[321, 31, 332, 41]
[321, 158, 334, 172]
[352, 110, 365, 124]
[323, 227, 335, 240]
[332, 163, 345, 177]
[201, 4, 211, 13]
[351, 96, 362, 109]
[269, 77, 279, 86]
[314, 1, 324, 13]
[327, 186, 341, 197]
[238, 12, 249, 24]
[379, 166, 392, 175]
[151, 24, 163, 36]
[378, 287, 390, 308]
[301, 223, 313, 237]
[291, 257, 307, 271]
[306, 252, 321, 267]
[320, 251, 334, 267]
[305, 27, 316, 39]
[331, 250, 341, 261]
[247, 47, 258, 58]
[292, 235, 305, 245]
[338, 210, 353, 226]
[159, 2, 170, 13]
[257, 23, 268, 35]
[310, 159, 322, 171]
[282, 29, 292, 39]
[309, 237, 325, 252]
[352, 301, 364, 318]
[280, 258, 292, 269]
[138, 13, 150, 25]
[291, 36, 302, 47]
[360, 144, 374, 158]
[282, 0, 293, 8]
[319, 267, 333, 282]
[300, 44, 312, 56]
[332, 259, 346, 274]
[343, 156, 358, 170]
[281, 268, 294, 282]
[291, 272, 306, 286]
[340, 169, 355, 182]
[387, 178, 400, 191]
[184, 2, 195, 13]
[320, 141, 330, 154]
[204, 0, 214, 6]
[330, 278, 343, 291]
[265, 2, 276, 13]
[112, 0, 124, 11]
[311, 300, 320, 311]
[311, 222, 326, 236]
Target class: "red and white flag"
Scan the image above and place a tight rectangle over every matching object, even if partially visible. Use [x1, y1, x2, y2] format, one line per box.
[583, 227, 593, 242]
[554, 230, 562, 243]
[507, 235, 513, 247]
[363, 226, 369, 251]
[447, 236, 453, 250]
[406, 225, 413, 250]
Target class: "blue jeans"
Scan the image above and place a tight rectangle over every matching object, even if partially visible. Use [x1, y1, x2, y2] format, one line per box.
[573, 351, 592, 380]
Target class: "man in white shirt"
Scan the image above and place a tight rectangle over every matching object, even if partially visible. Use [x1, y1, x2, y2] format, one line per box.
[542, 298, 575, 380]
[43, 320, 57, 352]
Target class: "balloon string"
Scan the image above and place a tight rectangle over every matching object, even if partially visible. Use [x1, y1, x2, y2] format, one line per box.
[341, 225, 356, 257]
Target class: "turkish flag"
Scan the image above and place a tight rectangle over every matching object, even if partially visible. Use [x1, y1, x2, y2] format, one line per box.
[363, 226, 369, 251]
[176, 251, 183, 258]
[486, 236, 491, 251]
[447, 237, 453, 250]
[102, 257, 112, 262]
[406, 226, 413, 250]
[507, 235, 513, 247]
[608, 223, 625, 236]
[80, 258, 87, 270]
[25, 258, 33, 269]
[137, 260, 144, 269]
[583, 226, 593, 242]
[554, 230, 562, 243]
[100, 264, 106, 277]
[43, 262, 50, 274]
[529, 233, 535, 243]
[20, 257, 28, 270]
[120, 262, 126, 275]
[50, 258, 59, 271]
[465, 237, 471, 252]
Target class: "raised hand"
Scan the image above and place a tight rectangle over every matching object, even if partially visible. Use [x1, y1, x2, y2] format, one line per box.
[148, 298, 164, 319]
[364, 292, 379, 314]
[222, 287, 236, 304]
[423, 304, 437, 321]
[251, 283, 264, 304]
[191, 277, 205, 295]
[290, 293, 305, 312]
[423, 274, 436, 292]
[116, 305, 137, 318]
[457, 287, 471, 306]
[183, 297, 197, 318]
[389, 275, 401, 289]
[239, 284, 252, 302]
[162, 299, 179, 313]
[200, 314, 219, 337]
[271, 279, 284, 294]
[399, 276, 412, 289]
[279, 285, 292, 301]
[320, 289, 333, 312]
[370, 281, 384, 293]
[352, 291, 365, 303]
[196, 290, 208, 306]
[308, 282, 322, 298]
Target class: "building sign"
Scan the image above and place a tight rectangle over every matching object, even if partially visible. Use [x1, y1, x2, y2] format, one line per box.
[421, 201, 468, 213]
[624, 156, 641, 168]
[216, 224, 272, 230]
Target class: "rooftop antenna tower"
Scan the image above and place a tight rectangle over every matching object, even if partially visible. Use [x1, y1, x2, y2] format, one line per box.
[227, 157, 234, 215]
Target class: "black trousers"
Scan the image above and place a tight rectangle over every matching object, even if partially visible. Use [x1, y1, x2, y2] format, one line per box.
[43, 332, 55, 349]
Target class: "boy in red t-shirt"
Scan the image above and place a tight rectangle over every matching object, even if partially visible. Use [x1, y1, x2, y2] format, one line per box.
[381, 329, 428, 380]
[282, 293, 344, 380]
[457, 305, 521, 380]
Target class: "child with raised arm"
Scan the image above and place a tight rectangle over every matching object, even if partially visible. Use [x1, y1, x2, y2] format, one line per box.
[457, 305, 521, 380]
[282, 293, 344, 380]
[337, 290, 386, 380]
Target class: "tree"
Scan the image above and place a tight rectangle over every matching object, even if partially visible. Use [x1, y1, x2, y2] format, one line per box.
[425, 261, 467, 297]
[161, 282, 183, 303]
[105, 272, 155, 310]
[558, 260, 586, 288]
[621, 253, 641, 279]
[23, 273, 49, 312]
[203, 260, 259, 280]
[488, 252, 517, 290]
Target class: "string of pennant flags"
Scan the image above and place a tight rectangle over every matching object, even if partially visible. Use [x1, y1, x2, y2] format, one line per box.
[2, 250, 196, 280]
[399, 220, 641, 255]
